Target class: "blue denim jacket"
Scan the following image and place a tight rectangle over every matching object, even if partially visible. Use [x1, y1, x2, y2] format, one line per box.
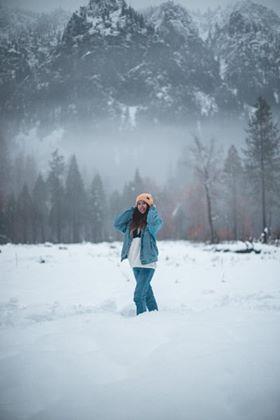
[113, 206, 163, 265]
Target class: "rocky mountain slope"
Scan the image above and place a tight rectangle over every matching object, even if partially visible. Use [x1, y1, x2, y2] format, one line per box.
[1, 0, 279, 129]
[0, 7, 70, 118]
[206, 0, 280, 107]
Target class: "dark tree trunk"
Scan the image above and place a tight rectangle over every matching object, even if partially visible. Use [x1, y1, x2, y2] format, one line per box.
[205, 184, 215, 243]
[261, 151, 266, 237]
[233, 178, 238, 240]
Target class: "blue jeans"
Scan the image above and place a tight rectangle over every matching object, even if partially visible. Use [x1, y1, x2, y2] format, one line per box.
[132, 268, 158, 315]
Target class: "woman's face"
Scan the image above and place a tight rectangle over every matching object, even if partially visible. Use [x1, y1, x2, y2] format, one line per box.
[137, 200, 148, 214]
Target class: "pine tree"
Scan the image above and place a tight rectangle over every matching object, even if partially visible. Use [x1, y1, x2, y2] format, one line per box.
[24, 154, 38, 192]
[3, 194, 16, 243]
[12, 153, 38, 196]
[88, 173, 107, 243]
[32, 173, 48, 243]
[47, 149, 65, 243]
[12, 153, 26, 197]
[16, 184, 33, 243]
[65, 155, 86, 242]
[0, 131, 10, 200]
[223, 145, 244, 240]
[109, 189, 123, 241]
[243, 97, 280, 241]
[0, 132, 11, 242]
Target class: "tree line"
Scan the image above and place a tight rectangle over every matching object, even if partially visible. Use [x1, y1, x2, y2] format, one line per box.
[0, 96, 279, 244]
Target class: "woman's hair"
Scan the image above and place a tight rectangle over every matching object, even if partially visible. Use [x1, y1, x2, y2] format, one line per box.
[130, 206, 149, 233]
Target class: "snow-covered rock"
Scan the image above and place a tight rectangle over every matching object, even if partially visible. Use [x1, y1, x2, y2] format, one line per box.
[207, 0, 280, 109]
[1, 0, 279, 129]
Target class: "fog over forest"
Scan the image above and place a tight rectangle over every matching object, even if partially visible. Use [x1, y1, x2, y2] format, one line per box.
[13, 116, 245, 190]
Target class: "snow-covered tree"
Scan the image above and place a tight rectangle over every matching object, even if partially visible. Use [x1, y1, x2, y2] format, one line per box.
[223, 145, 244, 240]
[65, 155, 86, 243]
[47, 149, 65, 243]
[109, 189, 123, 241]
[0, 132, 11, 242]
[88, 173, 107, 243]
[190, 136, 222, 243]
[243, 97, 280, 241]
[3, 193, 16, 242]
[32, 173, 48, 243]
[11, 153, 38, 197]
[15, 184, 33, 243]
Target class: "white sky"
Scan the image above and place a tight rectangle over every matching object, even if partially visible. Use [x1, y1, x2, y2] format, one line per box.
[2, 0, 280, 14]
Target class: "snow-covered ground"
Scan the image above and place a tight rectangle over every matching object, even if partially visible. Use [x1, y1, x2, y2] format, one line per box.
[1, 241, 280, 420]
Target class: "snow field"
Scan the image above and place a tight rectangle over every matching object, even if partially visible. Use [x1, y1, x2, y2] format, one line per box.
[0, 241, 280, 420]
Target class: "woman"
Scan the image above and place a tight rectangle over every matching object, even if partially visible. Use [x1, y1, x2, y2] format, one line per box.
[113, 193, 163, 315]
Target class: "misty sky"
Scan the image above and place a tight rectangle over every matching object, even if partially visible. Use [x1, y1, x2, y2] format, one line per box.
[2, 0, 280, 14]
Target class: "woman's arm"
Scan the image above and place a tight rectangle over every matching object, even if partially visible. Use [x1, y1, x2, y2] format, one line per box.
[146, 205, 163, 239]
[113, 207, 134, 234]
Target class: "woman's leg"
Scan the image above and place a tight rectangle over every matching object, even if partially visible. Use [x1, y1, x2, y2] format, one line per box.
[132, 268, 146, 315]
[132, 268, 157, 315]
[146, 282, 158, 312]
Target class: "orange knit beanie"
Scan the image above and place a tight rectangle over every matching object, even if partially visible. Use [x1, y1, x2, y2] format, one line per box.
[135, 193, 154, 206]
